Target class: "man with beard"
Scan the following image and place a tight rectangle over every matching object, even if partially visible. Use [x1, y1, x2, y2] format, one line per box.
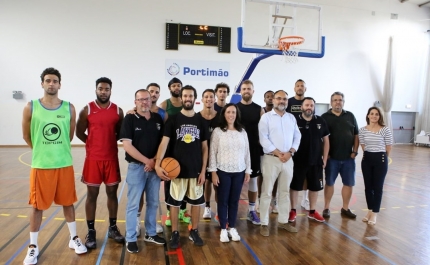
[198, 89, 220, 219]
[321, 92, 359, 219]
[288, 97, 329, 224]
[258, 90, 301, 236]
[159, 77, 183, 116]
[22, 68, 87, 265]
[76, 77, 125, 248]
[287, 79, 310, 210]
[214, 83, 230, 112]
[120, 89, 166, 253]
[263, 90, 274, 113]
[155, 85, 208, 249]
[236, 80, 264, 225]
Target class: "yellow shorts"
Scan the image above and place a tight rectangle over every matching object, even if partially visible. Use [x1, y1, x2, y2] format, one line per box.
[166, 178, 204, 207]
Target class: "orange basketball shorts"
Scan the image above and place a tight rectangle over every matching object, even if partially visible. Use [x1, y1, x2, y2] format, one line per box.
[81, 159, 121, 187]
[29, 166, 77, 210]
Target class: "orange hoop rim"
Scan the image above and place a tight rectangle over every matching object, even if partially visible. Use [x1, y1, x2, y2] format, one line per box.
[278, 36, 305, 51]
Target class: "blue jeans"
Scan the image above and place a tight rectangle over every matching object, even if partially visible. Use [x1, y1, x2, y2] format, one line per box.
[216, 170, 245, 229]
[325, 158, 356, 186]
[125, 163, 161, 242]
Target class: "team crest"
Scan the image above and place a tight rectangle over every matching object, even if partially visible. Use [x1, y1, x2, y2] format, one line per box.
[317, 124, 321, 129]
[156, 123, 161, 131]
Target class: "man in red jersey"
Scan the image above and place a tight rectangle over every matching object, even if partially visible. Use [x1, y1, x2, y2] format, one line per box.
[76, 77, 125, 249]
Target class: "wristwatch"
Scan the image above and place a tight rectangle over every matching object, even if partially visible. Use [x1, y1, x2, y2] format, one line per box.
[352, 151, 358, 155]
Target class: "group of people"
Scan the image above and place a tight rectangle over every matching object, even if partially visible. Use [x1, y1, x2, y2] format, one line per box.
[21, 67, 393, 264]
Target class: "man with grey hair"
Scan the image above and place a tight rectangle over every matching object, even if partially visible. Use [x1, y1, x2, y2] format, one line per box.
[321, 92, 359, 219]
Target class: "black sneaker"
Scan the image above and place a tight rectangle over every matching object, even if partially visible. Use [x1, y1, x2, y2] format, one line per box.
[169, 231, 180, 249]
[126, 241, 139, 253]
[322, 209, 331, 218]
[108, 225, 125, 243]
[85, 229, 97, 249]
[189, 229, 204, 246]
[341, 208, 357, 219]
[144, 234, 166, 245]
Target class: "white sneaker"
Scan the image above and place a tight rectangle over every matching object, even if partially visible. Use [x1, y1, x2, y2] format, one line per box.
[69, 236, 87, 254]
[271, 199, 279, 214]
[227, 228, 240, 241]
[136, 222, 141, 237]
[202, 207, 211, 219]
[301, 199, 310, 211]
[220, 229, 229, 242]
[23, 245, 39, 265]
[156, 223, 163, 234]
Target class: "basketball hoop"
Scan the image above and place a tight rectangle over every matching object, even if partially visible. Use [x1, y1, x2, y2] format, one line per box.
[278, 36, 305, 63]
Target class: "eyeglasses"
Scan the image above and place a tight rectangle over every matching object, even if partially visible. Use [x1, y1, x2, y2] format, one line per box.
[135, 97, 150, 102]
[274, 97, 287, 101]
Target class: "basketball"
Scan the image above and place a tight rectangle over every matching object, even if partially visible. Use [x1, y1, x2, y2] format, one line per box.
[160, 157, 181, 179]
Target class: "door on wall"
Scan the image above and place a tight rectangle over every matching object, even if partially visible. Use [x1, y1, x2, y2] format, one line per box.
[315, 103, 329, 116]
[391, 111, 416, 144]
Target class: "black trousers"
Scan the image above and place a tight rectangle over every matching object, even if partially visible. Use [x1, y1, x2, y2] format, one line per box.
[361, 151, 388, 212]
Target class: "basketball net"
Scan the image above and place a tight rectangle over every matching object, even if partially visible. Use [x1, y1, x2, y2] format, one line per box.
[278, 36, 304, 64]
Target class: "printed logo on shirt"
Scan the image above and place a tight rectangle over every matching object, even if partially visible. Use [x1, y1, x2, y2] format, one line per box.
[317, 124, 321, 129]
[209, 126, 214, 133]
[156, 123, 161, 131]
[135, 127, 142, 131]
[176, 125, 200, 144]
[290, 105, 301, 112]
[57, 115, 65, 118]
[42, 123, 62, 143]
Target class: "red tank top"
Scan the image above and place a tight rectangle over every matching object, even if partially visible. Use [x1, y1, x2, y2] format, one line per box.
[86, 101, 119, 160]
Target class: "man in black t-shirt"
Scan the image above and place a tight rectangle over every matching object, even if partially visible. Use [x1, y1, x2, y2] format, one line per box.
[155, 85, 208, 249]
[289, 97, 329, 224]
[120, 89, 165, 253]
[287, 79, 310, 210]
[236, 80, 264, 225]
[214, 82, 229, 112]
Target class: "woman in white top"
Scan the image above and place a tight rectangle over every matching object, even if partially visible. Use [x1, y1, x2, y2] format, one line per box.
[359, 107, 393, 225]
[208, 103, 251, 243]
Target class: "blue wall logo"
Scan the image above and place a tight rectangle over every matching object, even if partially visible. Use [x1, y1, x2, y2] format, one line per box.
[167, 63, 180, 76]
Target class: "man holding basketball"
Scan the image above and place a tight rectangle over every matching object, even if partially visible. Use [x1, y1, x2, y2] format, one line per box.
[155, 85, 209, 249]
[120, 89, 165, 253]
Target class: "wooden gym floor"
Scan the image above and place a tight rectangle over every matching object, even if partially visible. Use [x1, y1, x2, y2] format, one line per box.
[0, 145, 429, 265]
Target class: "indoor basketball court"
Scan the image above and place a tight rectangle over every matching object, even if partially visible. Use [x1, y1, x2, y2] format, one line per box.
[1, 0, 430, 264]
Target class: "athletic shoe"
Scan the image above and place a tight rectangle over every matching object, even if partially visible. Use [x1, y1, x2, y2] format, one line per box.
[260, 225, 270, 237]
[23, 244, 38, 265]
[180, 209, 191, 223]
[136, 222, 141, 237]
[301, 199, 310, 211]
[322, 209, 331, 218]
[247, 211, 261, 225]
[341, 208, 357, 219]
[189, 229, 204, 246]
[85, 229, 97, 249]
[156, 223, 163, 234]
[227, 228, 240, 241]
[165, 211, 171, 227]
[271, 198, 279, 214]
[108, 225, 125, 243]
[170, 231, 180, 249]
[144, 234, 166, 245]
[288, 210, 297, 222]
[220, 229, 229, 243]
[126, 241, 139, 253]
[308, 211, 325, 222]
[69, 236, 88, 254]
[203, 207, 211, 219]
[278, 222, 298, 233]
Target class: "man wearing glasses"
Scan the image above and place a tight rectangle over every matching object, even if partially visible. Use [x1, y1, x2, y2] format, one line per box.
[120, 89, 166, 253]
[288, 97, 330, 223]
[258, 90, 301, 236]
[321, 92, 359, 219]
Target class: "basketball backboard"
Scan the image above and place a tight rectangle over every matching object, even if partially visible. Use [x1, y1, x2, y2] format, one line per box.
[239, 0, 324, 58]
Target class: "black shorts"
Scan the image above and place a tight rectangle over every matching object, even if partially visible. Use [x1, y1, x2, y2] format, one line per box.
[290, 165, 323, 191]
[250, 153, 261, 178]
[205, 171, 212, 182]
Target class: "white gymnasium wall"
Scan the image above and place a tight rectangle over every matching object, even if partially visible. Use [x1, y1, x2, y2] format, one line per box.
[0, 0, 429, 145]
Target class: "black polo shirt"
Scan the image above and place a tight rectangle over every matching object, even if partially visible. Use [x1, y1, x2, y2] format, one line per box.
[293, 115, 330, 166]
[321, 109, 358, 160]
[287, 97, 304, 119]
[120, 112, 164, 163]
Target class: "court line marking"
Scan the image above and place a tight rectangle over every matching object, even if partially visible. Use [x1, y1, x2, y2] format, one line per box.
[158, 202, 170, 265]
[4, 207, 62, 265]
[95, 181, 127, 265]
[324, 222, 396, 265]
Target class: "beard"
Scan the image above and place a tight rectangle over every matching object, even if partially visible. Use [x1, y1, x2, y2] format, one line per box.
[275, 104, 286, 111]
[182, 101, 194, 110]
[302, 109, 314, 117]
[96, 94, 110, 104]
[170, 90, 180, 98]
[242, 93, 252, 102]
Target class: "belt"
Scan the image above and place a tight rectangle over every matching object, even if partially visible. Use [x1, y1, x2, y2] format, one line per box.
[265, 153, 279, 158]
[129, 161, 143, 165]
